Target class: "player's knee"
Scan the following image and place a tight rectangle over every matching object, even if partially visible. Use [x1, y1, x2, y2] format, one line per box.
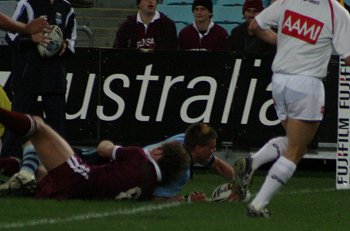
[32, 116, 45, 130]
[269, 136, 288, 155]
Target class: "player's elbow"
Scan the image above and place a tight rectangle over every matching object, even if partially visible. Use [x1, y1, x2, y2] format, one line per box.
[97, 140, 114, 158]
[248, 19, 259, 35]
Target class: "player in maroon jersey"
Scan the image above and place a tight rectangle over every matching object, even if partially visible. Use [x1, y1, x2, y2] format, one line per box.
[0, 108, 189, 200]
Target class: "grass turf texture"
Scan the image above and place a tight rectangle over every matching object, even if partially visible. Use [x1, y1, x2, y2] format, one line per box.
[0, 169, 349, 231]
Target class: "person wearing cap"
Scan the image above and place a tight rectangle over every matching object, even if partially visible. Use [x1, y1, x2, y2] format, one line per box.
[178, 0, 228, 51]
[228, 0, 276, 54]
[113, 0, 177, 50]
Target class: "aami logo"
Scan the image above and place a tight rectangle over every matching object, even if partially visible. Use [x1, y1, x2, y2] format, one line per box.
[282, 10, 324, 44]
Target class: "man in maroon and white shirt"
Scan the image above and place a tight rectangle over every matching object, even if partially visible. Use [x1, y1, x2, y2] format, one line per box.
[113, 0, 177, 50]
[179, 0, 228, 51]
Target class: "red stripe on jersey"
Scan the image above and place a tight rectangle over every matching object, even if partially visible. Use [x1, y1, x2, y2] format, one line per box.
[282, 10, 324, 44]
[328, 0, 334, 34]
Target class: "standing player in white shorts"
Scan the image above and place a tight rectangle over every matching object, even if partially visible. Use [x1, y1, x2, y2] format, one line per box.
[233, 0, 350, 217]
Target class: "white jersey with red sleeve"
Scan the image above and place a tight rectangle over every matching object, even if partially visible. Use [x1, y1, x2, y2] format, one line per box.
[255, 0, 350, 78]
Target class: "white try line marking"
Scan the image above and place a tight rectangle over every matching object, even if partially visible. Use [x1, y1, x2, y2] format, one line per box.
[0, 187, 339, 229]
[0, 202, 183, 230]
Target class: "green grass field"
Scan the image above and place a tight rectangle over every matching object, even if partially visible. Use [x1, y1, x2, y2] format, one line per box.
[0, 168, 349, 231]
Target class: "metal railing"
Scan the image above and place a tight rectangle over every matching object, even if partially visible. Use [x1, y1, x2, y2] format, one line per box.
[77, 24, 95, 47]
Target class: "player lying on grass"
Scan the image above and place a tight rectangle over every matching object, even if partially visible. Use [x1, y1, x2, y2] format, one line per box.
[0, 123, 246, 202]
[97, 123, 244, 202]
[0, 107, 189, 200]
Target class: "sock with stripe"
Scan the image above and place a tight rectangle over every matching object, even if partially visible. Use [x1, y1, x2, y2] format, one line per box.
[251, 136, 288, 171]
[250, 156, 296, 211]
[20, 145, 40, 175]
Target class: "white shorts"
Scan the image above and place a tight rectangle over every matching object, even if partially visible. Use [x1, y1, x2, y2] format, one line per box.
[272, 73, 325, 121]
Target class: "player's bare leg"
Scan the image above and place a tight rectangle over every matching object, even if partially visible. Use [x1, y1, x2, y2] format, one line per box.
[0, 109, 68, 195]
[248, 118, 319, 217]
[29, 116, 73, 171]
[282, 119, 319, 164]
[0, 108, 73, 172]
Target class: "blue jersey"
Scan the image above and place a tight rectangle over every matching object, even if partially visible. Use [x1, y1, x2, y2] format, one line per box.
[143, 133, 185, 152]
[152, 168, 190, 197]
[143, 134, 191, 197]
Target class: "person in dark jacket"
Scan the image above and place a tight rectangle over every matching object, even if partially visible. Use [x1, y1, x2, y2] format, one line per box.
[113, 0, 177, 50]
[179, 0, 228, 51]
[2, 0, 76, 163]
[228, 0, 276, 54]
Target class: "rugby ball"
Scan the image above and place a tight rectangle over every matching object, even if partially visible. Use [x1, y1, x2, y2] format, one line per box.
[211, 182, 250, 202]
[37, 25, 63, 57]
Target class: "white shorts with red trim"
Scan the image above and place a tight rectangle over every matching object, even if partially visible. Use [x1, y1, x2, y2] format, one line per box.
[272, 73, 325, 121]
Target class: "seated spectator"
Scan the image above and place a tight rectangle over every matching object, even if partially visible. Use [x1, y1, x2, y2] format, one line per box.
[179, 0, 228, 51]
[228, 0, 276, 54]
[113, 0, 178, 50]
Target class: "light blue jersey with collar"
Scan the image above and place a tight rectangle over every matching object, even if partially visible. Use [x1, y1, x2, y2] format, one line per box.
[143, 133, 191, 198]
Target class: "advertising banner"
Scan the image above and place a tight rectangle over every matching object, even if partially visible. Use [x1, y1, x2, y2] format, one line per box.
[0, 46, 339, 149]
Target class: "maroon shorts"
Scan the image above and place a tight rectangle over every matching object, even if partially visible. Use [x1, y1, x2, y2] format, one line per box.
[36, 154, 91, 200]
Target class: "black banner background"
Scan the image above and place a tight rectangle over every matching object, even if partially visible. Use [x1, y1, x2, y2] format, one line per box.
[0, 46, 339, 148]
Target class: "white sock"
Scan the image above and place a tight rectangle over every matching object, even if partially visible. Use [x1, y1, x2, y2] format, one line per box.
[250, 156, 296, 211]
[251, 136, 288, 171]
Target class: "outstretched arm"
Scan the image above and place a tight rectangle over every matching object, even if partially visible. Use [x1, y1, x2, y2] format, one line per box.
[211, 157, 234, 180]
[0, 13, 48, 34]
[153, 192, 207, 202]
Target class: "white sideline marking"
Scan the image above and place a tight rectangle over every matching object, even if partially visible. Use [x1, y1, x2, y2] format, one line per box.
[0, 188, 339, 229]
[281, 187, 335, 195]
[0, 202, 182, 229]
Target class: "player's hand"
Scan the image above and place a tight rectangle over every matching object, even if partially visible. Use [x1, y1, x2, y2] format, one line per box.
[25, 16, 49, 34]
[58, 39, 67, 56]
[185, 191, 208, 202]
[31, 31, 50, 47]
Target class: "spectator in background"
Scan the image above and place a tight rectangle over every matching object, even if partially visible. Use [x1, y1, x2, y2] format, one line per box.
[228, 0, 276, 54]
[179, 0, 228, 51]
[113, 0, 178, 50]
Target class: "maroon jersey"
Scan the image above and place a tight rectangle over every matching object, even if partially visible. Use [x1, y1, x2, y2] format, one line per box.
[113, 12, 177, 50]
[179, 23, 228, 51]
[36, 147, 160, 200]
